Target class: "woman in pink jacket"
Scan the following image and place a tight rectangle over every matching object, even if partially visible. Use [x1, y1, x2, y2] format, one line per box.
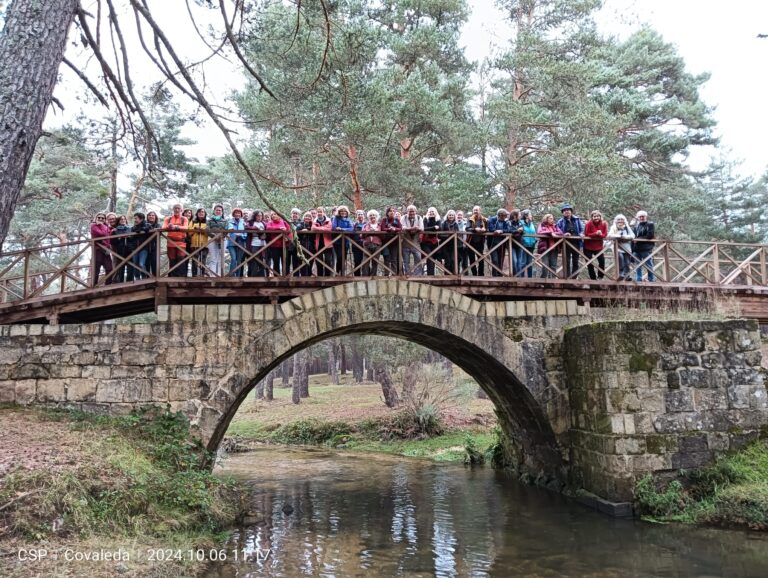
[90, 212, 114, 286]
[264, 212, 292, 275]
[536, 213, 561, 279]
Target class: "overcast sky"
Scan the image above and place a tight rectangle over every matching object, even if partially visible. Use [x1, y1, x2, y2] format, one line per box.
[53, 0, 768, 181]
[463, 0, 768, 178]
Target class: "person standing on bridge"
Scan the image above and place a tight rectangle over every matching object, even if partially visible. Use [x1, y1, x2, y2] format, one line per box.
[311, 207, 334, 277]
[584, 210, 608, 281]
[518, 210, 537, 278]
[401, 205, 424, 276]
[331, 205, 354, 276]
[487, 208, 512, 277]
[188, 208, 209, 277]
[129, 212, 152, 280]
[380, 207, 401, 275]
[421, 207, 442, 276]
[556, 204, 584, 279]
[632, 211, 656, 282]
[537, 213, 561, 278]
[467, 206, 488, 276]
[90, 212, 114, 286]
[163, 204, 189, 277]
[227, 208, 247, 277]
[608, 214, 634, 281]
[145, 211, 160, 277]
[206, 205, 227, 276]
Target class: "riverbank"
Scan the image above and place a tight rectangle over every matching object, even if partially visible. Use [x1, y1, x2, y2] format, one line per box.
[226, 379, 498, 462]
[0, 407, 241, 578]
[636, 438, 768, 530]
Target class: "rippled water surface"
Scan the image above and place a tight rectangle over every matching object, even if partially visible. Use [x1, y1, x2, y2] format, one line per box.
[207, 447, 768, 577]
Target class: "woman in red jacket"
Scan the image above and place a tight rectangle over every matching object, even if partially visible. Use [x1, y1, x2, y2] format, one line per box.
[584, 210, 608, 280]
[264, 211, 292, 276]
[90, 212, 114, 286]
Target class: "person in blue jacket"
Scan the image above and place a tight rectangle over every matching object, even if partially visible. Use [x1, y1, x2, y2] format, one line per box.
[556, 203, 584, 279]
[487, 208, 513, 277]
[331, 205, 354, 275]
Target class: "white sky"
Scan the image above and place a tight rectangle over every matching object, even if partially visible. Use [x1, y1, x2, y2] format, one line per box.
[51, 0, 768, 180]
[463, 0, 768, 178]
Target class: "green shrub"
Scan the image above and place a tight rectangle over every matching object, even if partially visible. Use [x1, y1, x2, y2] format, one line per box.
[270, 418, 352, 445]
[463, 434, 485, 465]
[635, 475, 687, 518]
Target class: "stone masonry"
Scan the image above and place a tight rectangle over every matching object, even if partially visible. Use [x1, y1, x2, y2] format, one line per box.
[566, 319, 766, 501]
[0, 280, 766, 504]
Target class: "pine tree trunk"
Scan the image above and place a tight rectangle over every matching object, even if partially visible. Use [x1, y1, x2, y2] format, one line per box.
[0, 0, 80, 245]
[254, 380, 264, 400]
[328, 341, 339, 385]
[340, 342, 347, 375]
[351, 341, 364, 384]
[299, 350, 310, 398]
[265, 370, 274, 401]
[291, 368, 301, 404]
[376, 365, 399, 408]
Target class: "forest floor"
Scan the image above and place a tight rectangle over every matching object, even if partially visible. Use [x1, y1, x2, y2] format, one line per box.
[0, 406, 239, 578]
[227, 374, 499, 462]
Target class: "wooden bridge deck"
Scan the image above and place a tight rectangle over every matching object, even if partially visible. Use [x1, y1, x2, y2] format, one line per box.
[2, 276, 768, 324]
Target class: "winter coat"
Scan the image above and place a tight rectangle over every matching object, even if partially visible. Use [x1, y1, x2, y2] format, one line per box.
[311, 217, 333, 250]
[521, 221, 537, 249]
[556, 215, 584, 249]
[584, 220, 608, 252]
[536, 223, 561, 252]
[632, 221, 655, 253]
[265, 219, 291, 249]
[608, 224, 635, 254]
[90, 222, 112, 249]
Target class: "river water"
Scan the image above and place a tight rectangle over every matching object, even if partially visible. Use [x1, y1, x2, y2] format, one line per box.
[208, 447, 768, 577]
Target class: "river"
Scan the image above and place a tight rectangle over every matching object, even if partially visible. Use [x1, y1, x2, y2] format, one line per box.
[207, 447, 768, 577]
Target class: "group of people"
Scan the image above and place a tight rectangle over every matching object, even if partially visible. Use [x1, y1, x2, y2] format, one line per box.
[89, 202, 657, 285]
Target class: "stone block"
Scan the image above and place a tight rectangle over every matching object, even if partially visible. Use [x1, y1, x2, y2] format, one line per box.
[671, 451, 712, 470]
[95, 380, 123, 403]
[229, 304, 242, 322]
[205, 305, 218, 323]
[0, 348, 24, 364]
[610, 415, 625, 434]
[727, 384, 751, 409]
[156, 305, 169, 322]
[122, 379, 154, 403]
[37, 379, 66, 402]
[693, 389, 728, 411]
[634, 413, 655, 434]
[751, 385, 768, 409]
[121, 347, 158, 366]
[14, 380, 36, 404]
[665, 390, 694, 413]
[12, 364, 50, 380]
[67, 379, 97, 402]
[676, 368, 711, 388]
[217, 304, 230, 322]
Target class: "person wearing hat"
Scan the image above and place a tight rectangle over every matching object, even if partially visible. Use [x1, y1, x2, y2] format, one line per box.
[556, 203, 584, 279]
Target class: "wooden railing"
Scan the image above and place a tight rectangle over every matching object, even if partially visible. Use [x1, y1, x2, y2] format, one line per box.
[1, 229, 768, 303]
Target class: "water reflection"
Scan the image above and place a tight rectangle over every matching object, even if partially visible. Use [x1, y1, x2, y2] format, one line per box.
[207, 448, 768, 578]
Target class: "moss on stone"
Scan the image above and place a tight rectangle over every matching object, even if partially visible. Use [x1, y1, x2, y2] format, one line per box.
[645, 435, 676, 455]
[629, 352, 659, 376]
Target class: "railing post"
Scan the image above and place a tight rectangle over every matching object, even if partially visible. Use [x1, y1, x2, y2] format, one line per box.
[23, 250, 30, 298]
[663, 242, 671, 283]
[453, 232, 459, 277]
[761, 246, 767, 286]
[156, 231, 162, 278]
[613, 241, 620, 281]
[341, 232, 347, 277]
[397, 233, 403, 276]
[712, 243, 720, 285]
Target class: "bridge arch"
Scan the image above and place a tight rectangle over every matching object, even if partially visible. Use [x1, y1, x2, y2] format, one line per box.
[201, 280, 566, 480]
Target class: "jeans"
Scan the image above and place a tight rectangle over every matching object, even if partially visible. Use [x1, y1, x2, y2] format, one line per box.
[633, 249, 655, 282]
[490, 242, 506, 277]
[131, 249, 149, 280]
[540, 250, 558, 278]
[618, 252, 632, 280]
[402, 242, 422, 276]
[517, 247, 535, 277]
[228, 245, 244, 277]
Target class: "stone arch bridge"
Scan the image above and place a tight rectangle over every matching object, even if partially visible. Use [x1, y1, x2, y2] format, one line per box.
[0, 279, 766, 504]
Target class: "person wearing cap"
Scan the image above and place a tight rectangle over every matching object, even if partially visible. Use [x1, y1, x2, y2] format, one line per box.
[556, 203, 584, 279]
[487, 208, 513, 277]
[632, 210, 656, 282]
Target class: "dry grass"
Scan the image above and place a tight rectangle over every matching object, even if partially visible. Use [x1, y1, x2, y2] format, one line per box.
[230, 373, 496, 438]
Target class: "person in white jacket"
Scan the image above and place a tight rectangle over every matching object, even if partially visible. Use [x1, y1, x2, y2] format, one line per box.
[608, 214, 635, 281]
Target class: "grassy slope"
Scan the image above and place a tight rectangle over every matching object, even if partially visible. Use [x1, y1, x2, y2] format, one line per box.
[0, 407, 239, 578]
[636, 440, 768, 530]
[227, 377, 498, 462]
